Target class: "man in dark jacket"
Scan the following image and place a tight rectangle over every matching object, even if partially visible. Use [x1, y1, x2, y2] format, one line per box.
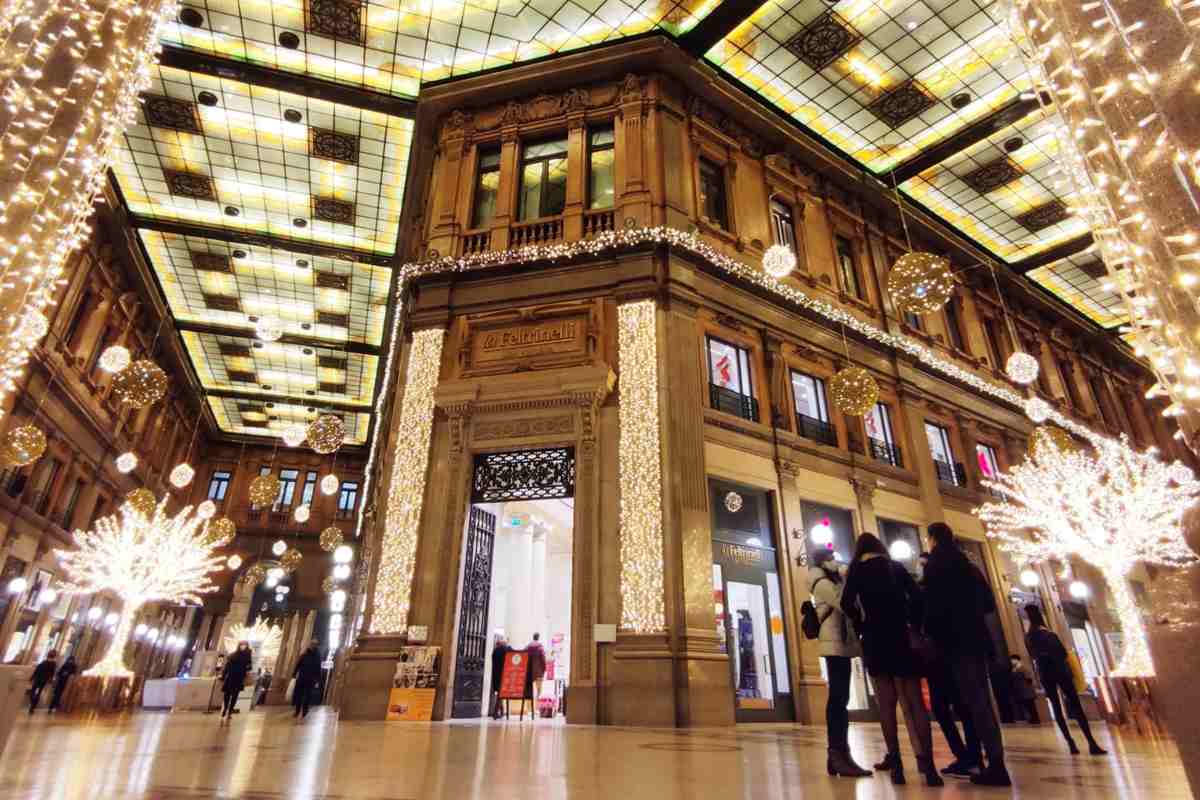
[49, 655, 77, 712]
[922, 523, 1010, 787]
[28, 650, 57, 713]
[292, 639, 323, 719]
[489, 636, 509, 719]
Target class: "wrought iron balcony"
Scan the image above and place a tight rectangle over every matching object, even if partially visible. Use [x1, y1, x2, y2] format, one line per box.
[795, 413, 838, 447]
[709, 383, 759, 422]
[868, 437, 903, 468]
[933, 458, 967, 487]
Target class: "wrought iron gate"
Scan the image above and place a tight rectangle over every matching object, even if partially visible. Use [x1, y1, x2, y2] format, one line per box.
[451, 505, 497, 719]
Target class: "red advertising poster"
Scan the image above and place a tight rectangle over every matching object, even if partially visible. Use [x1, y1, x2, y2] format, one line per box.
[498, 649, 530, 699]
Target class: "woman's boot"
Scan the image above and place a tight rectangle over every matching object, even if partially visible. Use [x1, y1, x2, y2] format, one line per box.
[916, 755, 944, 787]
[874, 752, 900, 771]
[827, 748, 871, 777]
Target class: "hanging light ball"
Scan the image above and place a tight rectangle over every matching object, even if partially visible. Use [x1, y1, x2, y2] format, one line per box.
[333, 544, 354, 564]
[244, 563, 267, 585]
[0, 425, 46, 467]
[1025, 396, 1052, 424]
[255, 315, 284, 342]
[227, 554, 243, 570]
[281, 424, 306, 447]
[1019, 568, 1041, 588]
[271, 539, 287, 556]
[1028, 426, 1075, 460]
[1169, 462, 1194, 485]
[1005, 351, 1040, 385]
[322, 576, 337, 594]
[886, 252, 955, 314]
[307, 414, 345, 454]
[207, 517, 236, 546]
[761, 244, 797, 278]
[320, 474, 339, 495]
[111, 360, 169, 408]
[333, 563, 351, 580]
[320, 526, 343, 552]
[169, 462, 195, 488]
[281, 547, 303, 571]
[196, 499, 217, 520]
[1068, 580, 1091, 600]
[267, 567, 285, 582]
[126, 488, 157, 517]
[828, 367, 879, 416]
[294, 504, 310, 523]
[248, 473, 281, 506]
[17, 310, 49, 341]
[98, 345, 132, 374]
[115, 451, 138, 473]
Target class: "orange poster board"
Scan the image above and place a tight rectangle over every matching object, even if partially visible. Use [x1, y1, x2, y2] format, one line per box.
[498, 649, 530, 699]
[387, 687, 436, 721]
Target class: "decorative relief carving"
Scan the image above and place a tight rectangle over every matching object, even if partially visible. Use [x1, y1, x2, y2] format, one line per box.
[785, 10, 863, 71]
[457, 300, 599, 377]
[686, 95, 766, 157]
[619, 73, 643, 102]
[868, 79, 937, 128]
[439, 110, 474, 141]
[309, 127, 359, 165]
[473, 415, 574, 441]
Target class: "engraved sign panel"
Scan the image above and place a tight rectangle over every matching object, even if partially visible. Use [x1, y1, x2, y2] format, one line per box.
[460, 302, 596, 376]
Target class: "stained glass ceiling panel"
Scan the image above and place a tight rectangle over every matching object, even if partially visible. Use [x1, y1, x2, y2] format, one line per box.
[1027, 252, 1129, 330]
[113, 65, 412, 255]
[208, 396, 372, 444]
[162, 0, 720, 100]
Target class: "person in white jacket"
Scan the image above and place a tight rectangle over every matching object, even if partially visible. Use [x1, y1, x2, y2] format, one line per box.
[808, 548, 871, 778]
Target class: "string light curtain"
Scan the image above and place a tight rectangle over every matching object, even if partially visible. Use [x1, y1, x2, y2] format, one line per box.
[0, 0, 176, 417]
[1007, 0, 1200, 444]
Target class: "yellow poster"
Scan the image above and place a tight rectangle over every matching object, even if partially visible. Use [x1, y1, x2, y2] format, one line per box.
[386, 688, 436, 721]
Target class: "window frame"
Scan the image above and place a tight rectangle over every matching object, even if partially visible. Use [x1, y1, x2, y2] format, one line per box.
[276, 468, 300, 509]
[1057, 357, 1083, 408]
[943, 295, 967, 352]
[770, 198, 797, 251]
[706, 335, 755, 399]
[982, 316, 1010, 369]
[587, 127, 615, 211]
[470, 147, 501, 229]
[925, 421, 955, 466]
[300, 470, 319, 507]
[789, 370, 829, 423]
[207, 470, 231, 502]
[337, 481, 359, 514]
[698, 157, 729, 230]
[975, 442, 1001, 481]
[517, 136, 569, 221]
[834, 235, 863, 300]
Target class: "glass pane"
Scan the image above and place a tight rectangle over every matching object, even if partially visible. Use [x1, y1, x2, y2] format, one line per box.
[713, 564, 726, 654]
[518, 162, 543, 221]
[543, 156, 567, 216]
[589, 148, 614, 209]
[865, 403, 892, 445]
[478, 150, 501, 170]
[791, 372, 824, 420]
[708, 339, 745, 393]
[524, 139, 568, 159]
[976, 444, 999, 479]
[472, 169, 499, 227]
[727, 581, 775, 709]
[764, 572, 790, 694]
[925, 422, 952, 463]
[589, 128, 614, 147]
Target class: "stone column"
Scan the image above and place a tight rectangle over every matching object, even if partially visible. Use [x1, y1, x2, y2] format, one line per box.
[898, 391, 945, 522]
[850, 477, 880, 536]
[566, 386, 604, 722]
[776, 458, 822, 724]
[489, 119, 521, 250]
[563, 114, 587, 240]
[954, 414, 983, 491]
[430, 113, 470, 253]
[615, 74, 651, 227]
[762, 334, 793, 433]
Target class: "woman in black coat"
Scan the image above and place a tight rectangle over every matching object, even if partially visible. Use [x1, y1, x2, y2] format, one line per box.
[220, 642, 253, 720]
[1024, 605, 1106, 755]
[841, 533, 940, 787]
[292, 639, 323, 719]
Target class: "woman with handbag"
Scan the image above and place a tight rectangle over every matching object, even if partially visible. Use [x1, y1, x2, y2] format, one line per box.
[841, 533, 942, 787]
[807, 548, 871, 778]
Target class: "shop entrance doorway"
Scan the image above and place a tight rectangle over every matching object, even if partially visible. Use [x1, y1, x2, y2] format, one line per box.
[450, 447, 575, 720]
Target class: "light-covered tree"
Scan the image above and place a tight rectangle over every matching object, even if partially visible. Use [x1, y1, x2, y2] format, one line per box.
[978, 437, 1199, 676]
[224, 619, 282, 669]
[56, 496, 226, 677]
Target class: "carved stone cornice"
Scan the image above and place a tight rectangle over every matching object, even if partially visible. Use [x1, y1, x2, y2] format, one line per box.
[849, 476, 876, 505]
[776, 458, 801, 480]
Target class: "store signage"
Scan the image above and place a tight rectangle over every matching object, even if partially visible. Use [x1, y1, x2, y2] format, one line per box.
[498, 649, 530, 699]
[719, 543, 763, 566]
[459, 301, 596, 376]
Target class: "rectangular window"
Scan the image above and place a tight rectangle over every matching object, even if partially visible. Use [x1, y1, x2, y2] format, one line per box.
[207, 470, 231, 501]
[866, 403, 902, 467]
[903, 310, 923, 331]
[61, 479, 83, 526]
[976, 443, 1000, 480]
[337, 481, 359, 515]
[1088, 375, 1114, 427]
[983, 317, 1009, 369]
[770, 199, 796, 250]
[943, 296, 966, 351]
[518, 138, 568, 221]
[925, 422, 961, 485]
[471, 148, 501, 228]
[698, 158, 729, 229]
[1058, 359, 1083, 407]
[835, 236, 862, 299]
[707, 336, 758, 421]
[588, 128, 614, 210]
[64, 290, 92, 349]
[276, 468, 300, 509]
[791, 371, 835, 446]
[89, 327, 116, 376]
[301, 470, 318, 507]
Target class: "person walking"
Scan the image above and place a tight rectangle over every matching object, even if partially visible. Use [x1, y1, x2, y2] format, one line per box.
[489, 635, 509, 719]
[1009, 654, 1040, 724]
[28, 650, 57, 714]
[807, 548, 870, 778]
[922, 522, 1010, 787]
[527, 633, 547, 705]
[1024, 605, 1107, 755]
[841, 534, 942, 787]
[48, 655, 77, 713]
[220, 641, 253, 720]
[292, 639, 323, 719]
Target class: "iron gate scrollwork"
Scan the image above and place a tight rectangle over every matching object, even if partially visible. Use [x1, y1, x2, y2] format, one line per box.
[451, 506, 496, 719]
[471, 447, 575, 503]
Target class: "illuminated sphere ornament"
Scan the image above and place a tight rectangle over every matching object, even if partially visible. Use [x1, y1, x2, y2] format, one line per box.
[1019, 568, 1041, 588]
[322, 577, 337, 594]
[267, 567, 285, 582]
[0, 425, 46, 467]
[320, 474, 339, 495]
[307, 414, 345, 454]
[319, 526, 343, 552]
[116, 452, 138, 473]
[1025, 396, 1051, 424]
[889, 540, 914, 561]
[98, 345, 132, 374]
[196, 500, 217, 520]
[7, 576, 27, 594]
[1005, 351, 1040, 386]
[333, 544, 353, 564]
[17, 310, 49, 341]
[126, 488, 156, 517]
[886, 252, 955, 315]
[169, 462, 195, 488]
[1170, 462, 1194, 485]
[255, 315, 283, 342]
[207, 517, 236, 546]
[244, 563, 267, 585]
[227, 554, 243, 570]
[281, 547, 303, 571]
[1068, 580, 1090, 600]
[294, 504, 310, 523]
[723, 491, 743, 513]
[333, 563, 351, 580]
[1028, 426, 1075, 461]
[271, 539, 287, 556]
[281, 424, 306, 447]
[761, 244, 797, 278]
[829, 367, 879, 417]
[111, 360, 168, 408]
[248, 474, 281, 507]
[810, 521, 833, 546]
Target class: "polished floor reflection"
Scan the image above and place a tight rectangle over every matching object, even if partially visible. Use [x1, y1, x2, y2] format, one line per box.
[0, 708, 1190, 799]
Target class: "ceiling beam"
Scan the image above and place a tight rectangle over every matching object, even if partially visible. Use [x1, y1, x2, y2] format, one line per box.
[157, 45, 417, 119]
[126, 212, 394, 268]
[678, 0, 764, 56]
[173, 319, 381, 356]
[1011, 233, 1096, 274]
[204, 387, 371, 415]
[885, 93, 1050, 185]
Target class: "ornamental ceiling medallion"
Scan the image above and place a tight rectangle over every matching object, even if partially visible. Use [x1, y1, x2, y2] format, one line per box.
[312, 196, 356, 225]
[191, 251, 233, 273]
[867, 80, 937, 129]
[784, 10, 863, 72]
[143, 96, 203, 134]
[1015, 200, 1069, 233]
[962, 157, 1025, 194]
[309, 127, 359, 165]
[305, 0, 365, 44]
[164, 170, 217, 201]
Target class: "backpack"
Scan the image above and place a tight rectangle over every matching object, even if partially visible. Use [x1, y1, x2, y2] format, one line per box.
[801, 576, 832, 640]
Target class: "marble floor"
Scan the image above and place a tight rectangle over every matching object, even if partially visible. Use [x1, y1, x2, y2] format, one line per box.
[0, 708, 1189, 799]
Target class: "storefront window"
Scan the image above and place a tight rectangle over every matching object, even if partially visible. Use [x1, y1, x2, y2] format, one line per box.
[879, 519, 921, 571]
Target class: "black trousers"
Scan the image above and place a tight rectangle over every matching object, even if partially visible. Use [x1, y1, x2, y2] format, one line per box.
[221, 688, 241, 716]
[1043, 674, 1098, 745]
[947, 654, 1006, 768]
[28, 683, 47, 712]
[928, 664, 981, 763]
[1016, 698, 1041, 723]
[49, 681, 69, 711]
[823, 656, 851, 752]
[293, 683, 312, 717]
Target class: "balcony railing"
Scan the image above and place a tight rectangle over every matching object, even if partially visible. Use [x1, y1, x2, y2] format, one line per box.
[461, 230, 491, 255]
[933, 459, 967, 487]
[511, 218, 563, 247]
[582, 209, 615, 237]
[336, 508, 356, 520]
[795, 413, 838, 447]
[709, 383, 759, 422]
[868, 437, 903, 468]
